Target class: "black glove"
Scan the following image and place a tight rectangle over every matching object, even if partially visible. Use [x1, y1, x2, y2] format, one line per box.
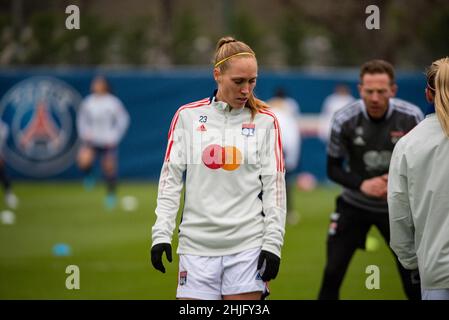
[151, 243, 172, 273]
[257, 250, 280, 281]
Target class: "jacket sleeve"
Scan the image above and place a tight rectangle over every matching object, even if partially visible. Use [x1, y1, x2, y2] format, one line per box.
[113, 98, 130, 144]
[259, 117, 287, 258]
[151, 110, 187, 247]
[327, 155, 363, 190]
[387, 140, 418, 270]
[0, 120, 9, 146]
[77, 100, 91, 142]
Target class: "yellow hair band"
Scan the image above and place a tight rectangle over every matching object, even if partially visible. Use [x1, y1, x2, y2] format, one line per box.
[214, 52, 255, 68]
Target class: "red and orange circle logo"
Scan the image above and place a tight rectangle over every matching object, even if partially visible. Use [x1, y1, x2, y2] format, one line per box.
[202, 144, 242, 171]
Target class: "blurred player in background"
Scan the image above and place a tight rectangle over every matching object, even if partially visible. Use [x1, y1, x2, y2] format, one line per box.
[151, 36, 286, 300]
[388, 57, 449, 300]
[318, 84, 355, 143]
[0, 120, 18, 209]
[76, 75, 130, 210]
[267, 88, 301, 225]
[318, 59, 423, 300]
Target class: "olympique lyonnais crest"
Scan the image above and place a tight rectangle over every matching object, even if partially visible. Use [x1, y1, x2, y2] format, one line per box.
[179, 271, 187, 286]
[0, 77, 82, 177]
[241, 123, 255, 136]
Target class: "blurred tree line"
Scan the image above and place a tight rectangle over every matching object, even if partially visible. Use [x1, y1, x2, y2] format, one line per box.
[0, 0, 448, 68]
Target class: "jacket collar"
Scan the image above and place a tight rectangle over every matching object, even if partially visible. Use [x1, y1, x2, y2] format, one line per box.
[210, 90, 245, 115]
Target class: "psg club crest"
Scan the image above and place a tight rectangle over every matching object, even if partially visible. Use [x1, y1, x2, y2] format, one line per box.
[0, 77, 82, 177]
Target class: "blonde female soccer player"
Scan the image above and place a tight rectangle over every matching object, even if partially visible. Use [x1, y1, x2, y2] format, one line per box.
[389, 57, 449, 300]
[151, 36, 286, 300]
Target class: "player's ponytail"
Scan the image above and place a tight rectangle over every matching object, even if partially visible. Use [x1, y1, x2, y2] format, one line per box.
[246, 94, 269, 119]
[213, 36, 267, 119]
[427, 57, 449, 137]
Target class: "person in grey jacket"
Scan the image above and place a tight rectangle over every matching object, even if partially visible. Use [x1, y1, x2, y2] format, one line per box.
[388, 57, 449, 300]
[0, 120, 18, 209]
[77, 75, 129, 209]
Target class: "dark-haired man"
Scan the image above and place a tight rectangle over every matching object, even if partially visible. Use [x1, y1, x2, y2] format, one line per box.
[318, 59, 423, 300]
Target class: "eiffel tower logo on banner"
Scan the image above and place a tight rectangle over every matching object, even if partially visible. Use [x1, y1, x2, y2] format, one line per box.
[20, 101, 61, 151]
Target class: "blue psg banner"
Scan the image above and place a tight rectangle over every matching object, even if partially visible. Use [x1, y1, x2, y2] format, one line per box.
[0, 68, 427, 181]
[0, 76, 81, 177]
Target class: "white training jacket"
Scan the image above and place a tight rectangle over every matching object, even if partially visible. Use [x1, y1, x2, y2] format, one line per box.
[77, 93, 130, 147]
[152, 96, 287, 258]
[0, 119, 9, 153]
[388, 113, 449, 289]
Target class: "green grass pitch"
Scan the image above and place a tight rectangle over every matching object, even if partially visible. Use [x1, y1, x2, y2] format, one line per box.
[0, 182, 406, 299]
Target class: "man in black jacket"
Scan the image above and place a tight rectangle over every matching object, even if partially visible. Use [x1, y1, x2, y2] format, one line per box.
[317, 60, 423, 300]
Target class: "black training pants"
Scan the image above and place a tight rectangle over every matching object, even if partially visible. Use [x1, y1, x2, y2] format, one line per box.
[317, 196, 421, 300]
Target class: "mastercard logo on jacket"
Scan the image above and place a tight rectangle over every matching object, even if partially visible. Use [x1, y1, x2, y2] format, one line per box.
[202, 144, 242, 171]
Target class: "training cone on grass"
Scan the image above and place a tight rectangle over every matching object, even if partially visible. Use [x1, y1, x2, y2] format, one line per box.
[52, 243, 72, 257]
[121, 195, 139, 212]
[366, 236, 380, 252]
[1, 210, 15, 225]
